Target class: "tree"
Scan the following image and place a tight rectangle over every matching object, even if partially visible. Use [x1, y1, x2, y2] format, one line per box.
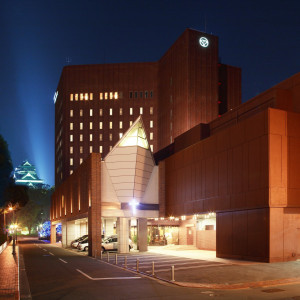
[0, 135, 13, 207]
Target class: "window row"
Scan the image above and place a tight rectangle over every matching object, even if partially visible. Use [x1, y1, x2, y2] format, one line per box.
[70, 107, 154, 117]
[129, 90, 153, 99]
[69, 131, 154, 144]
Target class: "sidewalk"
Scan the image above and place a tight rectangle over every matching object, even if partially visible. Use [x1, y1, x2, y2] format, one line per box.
[0, 243, 19, 299]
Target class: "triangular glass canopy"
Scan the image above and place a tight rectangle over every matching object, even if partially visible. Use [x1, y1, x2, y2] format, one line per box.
[119, 118, 149, 149]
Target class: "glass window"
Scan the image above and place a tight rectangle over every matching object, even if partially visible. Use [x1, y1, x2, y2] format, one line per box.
[80, 146, 83, 154]
[80, 134, 83, 142]
[80, 158, 83, 164]
[140, 107, 143, 115]
[70, 158, 73, 166]
[109, 108, 113, 116]
[150, 90, 153, 98]
[80, 109, 83, 117]
[70, 123, 73, 130]
[145, 91, 148, 98]
[100, 93, 103, 100]
[70, 110, 73, 117]
[109, 92, 113, 100]
[119, 133, 123, 139]
[70, 94, 73, 101]
[140, 91, 143, 98]
[90, 146, 93, 153]
[99, 108, 103, 116]
[90, 122, 93, 130]
[70, 146, 73, 154]
[90, 134, 93, 141]
[130, 108, 133, 115]
[70, 135, 73, 142]
[150, 107, 153, 115]
[109, 146, 112, 151]
[85, 93, 88, 101]
[109, 133, 112, 141]
[70, 170, 73, 175]
[150, 132, 153, 140]
[119, 108, 123, 115]
[150, 120, 153, 128]
[129, 91, 133, 99]
[75, 94, 78, 101]
[99, 146, 103, 153]
[90, 93, 93, 100]
[99, 133, 102, 141]
[134, 91, 138, 98]
[80, 122, 83, 130]
[80, 93, 83, 101]
[99, 122, 103, 129]
[105, 92, 108, 100]
[119, 121, 123, 129]
[114, 92, 118, 99]
[130, 121, 133, 126]
[109, 122, 113, 129]
[150, 145, 153, 152]
[90, 109, 93, 117]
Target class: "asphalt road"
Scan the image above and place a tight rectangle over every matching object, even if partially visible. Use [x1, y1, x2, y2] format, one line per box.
[18, 238, 300, 300]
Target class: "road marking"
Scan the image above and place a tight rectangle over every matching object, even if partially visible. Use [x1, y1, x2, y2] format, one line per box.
[49, 252, 55, 256]
[59, 258, 68, 264]
[42, 249, 47, 252]
[76, 269, 141, 280]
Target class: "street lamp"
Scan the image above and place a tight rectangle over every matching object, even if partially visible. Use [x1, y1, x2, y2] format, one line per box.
[129, 199, 139, 215]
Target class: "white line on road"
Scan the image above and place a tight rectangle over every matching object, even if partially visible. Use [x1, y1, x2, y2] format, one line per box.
[42, 249, 47, 252]
[59, 258, 68, 264]
[76, 269, 141, 280]
[49, 252, 55, 256]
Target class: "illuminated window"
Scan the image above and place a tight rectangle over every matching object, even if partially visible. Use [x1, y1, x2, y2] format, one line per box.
[119, 133, 123, 139]
[70, 94, 73, 101]
[130, 121, 133, 126]
[109, 122, 113, 129]
[105, 92, 108, 100]
[119, 121, 123, 129]
[90, 109, 93, 117]
[99, 146, 103, 153]
[100, 93, 103, 100]
[150, 120, 153, 128]
[80, 109, 83, 117]
[99, 108, 103, 116]
[70, 135, 73, 142]
[89, 146, 93, 153]
[109, 108, 113, 116]
[70, 170, 73, 175]
[99, 122, 103, 129]
[70, 158, 73, 166]
[70, 146, 73, 154]
[150, 132, 153, 140]
[150, 90, 153, 98]
[90, 93, 93, 100]
[80, 158, 83, 164]
[150, 107, 153, 115]
[80, 134, 83, 142]
[80, 93, 83, 101]
[90, 134, 93, 142]
[70, 110, 73, 117]
[75, 94, 78, 101]
[110, 146, 112, 151]
[109, 133, 112, 141]
[90, 122, 93, 130]
[119, 108, 123, 115]
[109, 92, 113, 99]
[150, 145, 153, 152]
[80, 146, 83, 154]
[145, 91, 148, 98]
[85, 93, 88, 100]
[140, 107, 143, 115]
[114, 92, 118, 99]
[130, 108, 133, 115]
[80, 122, 83, 130]
[134, 91, 138, 98]
[129, 91, 133, 99]
[99, 133, 102, 141]
[70, 123, 73, 130]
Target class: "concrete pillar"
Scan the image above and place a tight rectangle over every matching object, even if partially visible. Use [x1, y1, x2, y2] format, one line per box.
[137, 218, 148, 252]
[50, 223, 56, 244]
[61, 221, 67, 248]
[66, 221, 77, 246]
[117, 217, 129, 253]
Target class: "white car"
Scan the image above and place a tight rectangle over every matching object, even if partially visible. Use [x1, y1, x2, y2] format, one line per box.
[101, 235, 133, 253]
[78, 239, 88, 251]
[71, 235, 88, 248]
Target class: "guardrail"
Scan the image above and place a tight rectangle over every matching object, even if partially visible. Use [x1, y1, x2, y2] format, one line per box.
[0, 241, 8, 255]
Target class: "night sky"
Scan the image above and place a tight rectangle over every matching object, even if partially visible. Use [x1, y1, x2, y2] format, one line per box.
[0, 0, 299, 187]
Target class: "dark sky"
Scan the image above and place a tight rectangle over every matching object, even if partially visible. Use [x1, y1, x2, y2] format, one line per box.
[0, 0, 299, 187]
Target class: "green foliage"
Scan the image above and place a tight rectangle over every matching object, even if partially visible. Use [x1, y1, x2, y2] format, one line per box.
[0, 135, 13, 207]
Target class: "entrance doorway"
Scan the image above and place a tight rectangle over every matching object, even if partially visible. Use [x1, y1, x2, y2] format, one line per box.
[187, 227, 193, 245]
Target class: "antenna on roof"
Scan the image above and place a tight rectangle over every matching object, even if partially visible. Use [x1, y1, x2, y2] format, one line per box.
[66, 57, 72, 64]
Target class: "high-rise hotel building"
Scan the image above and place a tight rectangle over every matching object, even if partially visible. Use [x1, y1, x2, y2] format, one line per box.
[54, 29, 241, 186]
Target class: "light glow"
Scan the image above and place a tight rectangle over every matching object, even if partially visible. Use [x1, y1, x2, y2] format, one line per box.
[129, 199, 139, 215]
[199, 37, 209, 47]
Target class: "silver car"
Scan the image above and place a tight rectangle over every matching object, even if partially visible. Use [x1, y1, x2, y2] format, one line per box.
[101, 235, 133, 253]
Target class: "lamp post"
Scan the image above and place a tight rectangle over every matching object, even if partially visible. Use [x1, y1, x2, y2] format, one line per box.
[9, 207, 16, 255]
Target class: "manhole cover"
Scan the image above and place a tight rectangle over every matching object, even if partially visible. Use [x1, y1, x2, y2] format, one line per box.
[262, 288, 285, 293]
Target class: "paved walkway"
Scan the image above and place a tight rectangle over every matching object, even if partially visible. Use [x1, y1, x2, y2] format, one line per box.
[0, 243, 18, 299]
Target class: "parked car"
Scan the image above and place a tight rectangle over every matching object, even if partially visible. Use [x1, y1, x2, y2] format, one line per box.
[101, 235, 133, 253]
[77, 239, 88, 252]
[71, 235, 88, 248]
